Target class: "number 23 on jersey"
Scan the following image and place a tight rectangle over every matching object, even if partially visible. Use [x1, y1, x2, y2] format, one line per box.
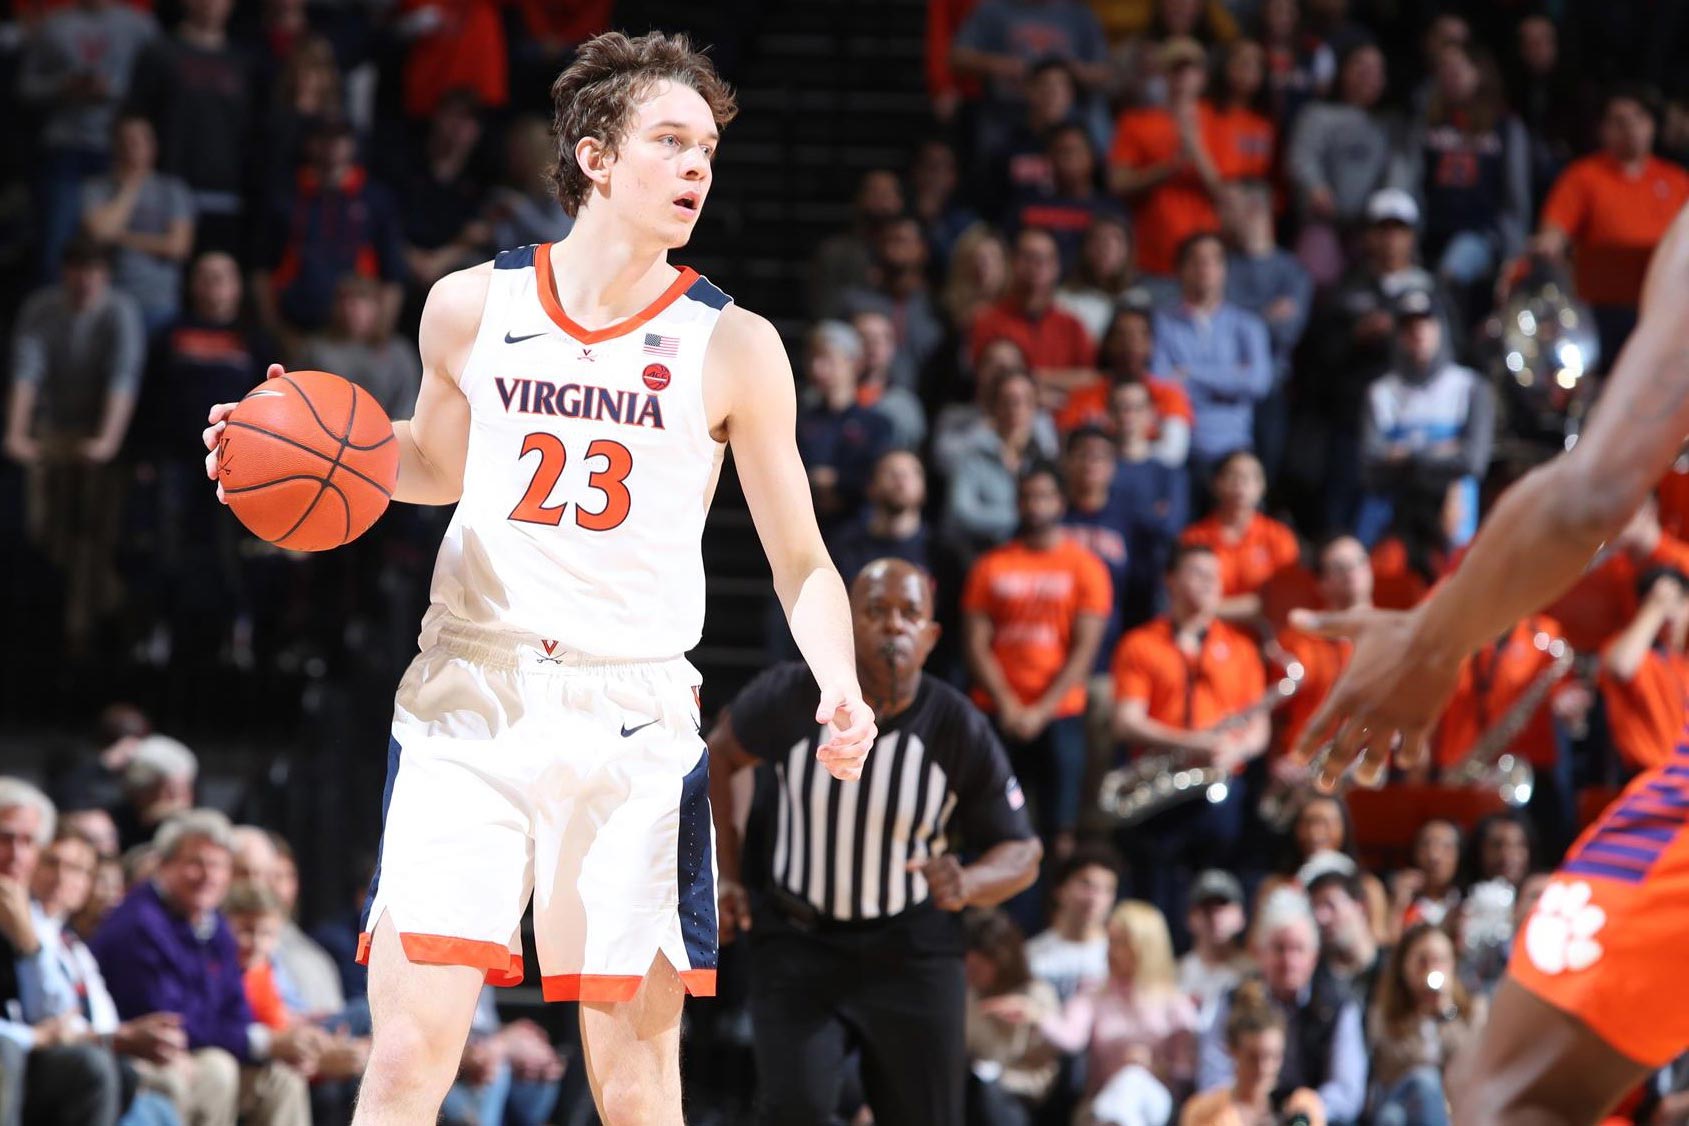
[509, 433, 633, 531]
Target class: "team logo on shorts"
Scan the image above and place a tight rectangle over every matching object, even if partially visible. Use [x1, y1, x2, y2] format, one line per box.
[1524, 880, 1607, 974]
[536, 639, 566, 665]
[643, 363, 671, 391]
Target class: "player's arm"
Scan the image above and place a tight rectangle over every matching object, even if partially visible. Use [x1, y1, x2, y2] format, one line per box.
[714, 306, 876, 781]
[388, 265, 486, 505]
[200, 265, 485, 506]
[1294, 202, 1689, 778]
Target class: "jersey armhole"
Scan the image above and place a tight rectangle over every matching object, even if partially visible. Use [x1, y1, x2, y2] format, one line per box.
[454, 251, 522, 398]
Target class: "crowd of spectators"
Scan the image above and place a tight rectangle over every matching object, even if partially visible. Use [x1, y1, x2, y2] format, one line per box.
[8, 0, 1689, 1124]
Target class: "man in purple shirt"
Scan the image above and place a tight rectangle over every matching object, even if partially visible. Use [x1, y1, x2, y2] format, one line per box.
[90, 810, 317, 1126]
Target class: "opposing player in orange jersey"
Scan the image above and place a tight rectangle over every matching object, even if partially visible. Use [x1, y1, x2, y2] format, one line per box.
[1292, 199, 1689, 1124]
[202, 32, 875, 1126]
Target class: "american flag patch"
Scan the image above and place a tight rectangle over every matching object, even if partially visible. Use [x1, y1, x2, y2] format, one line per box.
[643, 332, 679, 356]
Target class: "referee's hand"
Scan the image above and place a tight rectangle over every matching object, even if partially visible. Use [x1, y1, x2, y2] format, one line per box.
[718, 879, 752, 945]
[816, 687, 876, 782]
[908, 855, 971, 912]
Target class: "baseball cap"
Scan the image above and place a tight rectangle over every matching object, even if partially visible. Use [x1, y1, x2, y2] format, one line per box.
[1161, 36, 1207, 72]
[1192, 868, 1245, 906]
[1392, 287, 1436, 322]
[1365, 187, 1420, 228]
[1297, 849, 1358, 891]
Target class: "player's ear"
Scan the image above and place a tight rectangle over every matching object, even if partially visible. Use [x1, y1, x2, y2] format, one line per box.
[576, 135, 613, 191]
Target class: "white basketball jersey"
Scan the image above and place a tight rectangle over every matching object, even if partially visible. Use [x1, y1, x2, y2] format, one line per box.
[423, 242, 729, 659]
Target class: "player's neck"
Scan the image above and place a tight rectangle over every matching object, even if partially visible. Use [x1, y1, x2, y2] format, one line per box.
[546, 218, 679, 329]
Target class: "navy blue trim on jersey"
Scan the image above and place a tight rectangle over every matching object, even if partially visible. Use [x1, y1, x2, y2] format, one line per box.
[359, 736, 404, 930]
[676, 747, 718, 971]
[685, 274, 733, 310]
[495, 245, 537, 271]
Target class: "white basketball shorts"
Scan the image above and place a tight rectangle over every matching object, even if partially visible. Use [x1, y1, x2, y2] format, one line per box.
[356, 620, 717, 1002]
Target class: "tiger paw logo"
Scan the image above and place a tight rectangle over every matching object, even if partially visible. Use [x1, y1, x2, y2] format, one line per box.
[1524, 880, 1606, 974]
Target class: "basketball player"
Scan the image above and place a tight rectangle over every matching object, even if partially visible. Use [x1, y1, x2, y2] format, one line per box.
[200, 33, 876, 1126]
[1289, 200, 1689, 1124]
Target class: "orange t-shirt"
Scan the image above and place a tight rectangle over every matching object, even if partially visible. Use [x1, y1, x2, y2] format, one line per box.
[1108, 106, 1222, 275]
[962, 538, 1114, 716]
[970, 297, 1098, 376]
[1054, 374, 1194, 433]
[1258, 563, 1323, 633]
[401, 0, 508, 118]
[1179, 513, 1300, 597]
[243, 962, 289, 1031]
[1369, 537, 1444, 611]
[1276, 624, 1350, 756]
[1657, 466, 1689, 541]
[1111, 618, 1266, 730]
[1539, 153, 1689, 307]
[1545, 532, 1689, 652]
[1204, 104, 1276, 182]
[1434, 616, 1567, 770]
[1600, 648, 1689, 772]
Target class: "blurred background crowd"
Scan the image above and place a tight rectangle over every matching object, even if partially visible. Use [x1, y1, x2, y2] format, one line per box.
[5, 0, 1689, 1123]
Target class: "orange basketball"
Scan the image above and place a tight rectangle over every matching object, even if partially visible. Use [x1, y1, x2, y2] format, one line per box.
[215, 370, 399, 552]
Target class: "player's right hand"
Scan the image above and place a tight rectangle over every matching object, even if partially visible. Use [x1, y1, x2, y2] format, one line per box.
[1288, 604, 1464, 791]
[204, 363, 285, 503]
[815, 686, 876, 782]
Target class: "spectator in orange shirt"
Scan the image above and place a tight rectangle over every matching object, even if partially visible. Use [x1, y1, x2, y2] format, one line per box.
[1654, 444, 1689, 540]
[970, 227, 1099, 406]
[1059, 302, 1194, 468]
[1109, 38, 1224, 276]
[1277, 535, 1371, 767]
[1599, 567, 1689, 774]
[228, 881, 291, 1032]
[1180, 450, 1300, 626]
[1533, 85, 1689, 359]
[1206, 40, 1276, 183]
[963, 466, 1112, 846]
[1544, 493, 1689, 652]
[1111, 542, 1267, 925]
[1434, 613, 1575, 853]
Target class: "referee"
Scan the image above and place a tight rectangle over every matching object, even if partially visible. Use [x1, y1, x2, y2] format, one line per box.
[708, 558, 1043, 1126]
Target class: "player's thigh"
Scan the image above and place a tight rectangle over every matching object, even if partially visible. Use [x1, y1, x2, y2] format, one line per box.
[847, 954, 968, 1126]
[1448, 977, 1647, 1126]
[748, 936, 853, 1122]
[364, 913, 487, 1069]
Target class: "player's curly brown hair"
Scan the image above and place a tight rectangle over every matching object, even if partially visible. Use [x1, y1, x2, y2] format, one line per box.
[548, 31, 738, 218]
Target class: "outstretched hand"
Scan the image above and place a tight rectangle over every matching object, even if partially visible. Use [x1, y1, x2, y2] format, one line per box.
[203, 363, 285, 503]
[1287, 605, 1464, 791]
[815, 686, 876, 782]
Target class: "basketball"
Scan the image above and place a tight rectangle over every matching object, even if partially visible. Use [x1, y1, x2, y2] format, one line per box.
[215, 370, 400, 552]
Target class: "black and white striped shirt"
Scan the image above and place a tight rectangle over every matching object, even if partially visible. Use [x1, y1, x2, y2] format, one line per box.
[729, 662, 1034, 923]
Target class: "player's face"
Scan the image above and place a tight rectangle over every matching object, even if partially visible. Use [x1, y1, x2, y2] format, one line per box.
[1319, 536, 1373, 610]
[609, 82, 718, 248]
[0, 807, 42, 882]
[31, 837, 97, 918]
[158, 836, 233, 920]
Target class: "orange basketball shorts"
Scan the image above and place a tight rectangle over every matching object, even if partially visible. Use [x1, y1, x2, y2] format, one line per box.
[1509, 757, 1689, 1067]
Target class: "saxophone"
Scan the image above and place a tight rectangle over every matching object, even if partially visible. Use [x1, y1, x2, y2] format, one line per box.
[1098, 654, 1304, 828]
[1443, 630, 1572, 806]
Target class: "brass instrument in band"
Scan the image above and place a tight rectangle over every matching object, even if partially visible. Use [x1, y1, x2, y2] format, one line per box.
[1098, 658, 1304, 827]
[1442, 631, 1572, 806]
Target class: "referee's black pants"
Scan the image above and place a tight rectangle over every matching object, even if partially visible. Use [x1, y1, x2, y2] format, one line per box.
[749, 920, 967, 1126]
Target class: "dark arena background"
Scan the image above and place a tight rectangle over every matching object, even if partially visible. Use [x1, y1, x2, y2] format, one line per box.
[3, 0, 1689, 1123]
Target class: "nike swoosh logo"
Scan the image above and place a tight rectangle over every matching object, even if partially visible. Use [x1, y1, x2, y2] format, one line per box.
[620, 719, 660, 738]
[504, 331, 547, 344]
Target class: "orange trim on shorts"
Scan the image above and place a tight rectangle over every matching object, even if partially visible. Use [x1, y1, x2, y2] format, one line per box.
[356, 930, 525, 987]
[534, 242, 697, 345]
[540, 970, 718, 1003]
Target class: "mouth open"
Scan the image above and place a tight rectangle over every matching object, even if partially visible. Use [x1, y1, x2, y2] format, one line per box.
[673, 193, 700, 212]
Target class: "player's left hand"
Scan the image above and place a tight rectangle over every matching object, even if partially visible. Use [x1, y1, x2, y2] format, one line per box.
[815, 686, 875, 782]
[908, 854, 971, 912]
[1289, 605, 1463, 790]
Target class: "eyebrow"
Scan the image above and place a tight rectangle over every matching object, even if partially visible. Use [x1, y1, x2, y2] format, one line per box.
[649, 121, 720, 143]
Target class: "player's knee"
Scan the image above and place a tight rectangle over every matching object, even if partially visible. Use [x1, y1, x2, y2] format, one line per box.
[363, 1017, 460, 1097]
[596, 1073, 669, 1126]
